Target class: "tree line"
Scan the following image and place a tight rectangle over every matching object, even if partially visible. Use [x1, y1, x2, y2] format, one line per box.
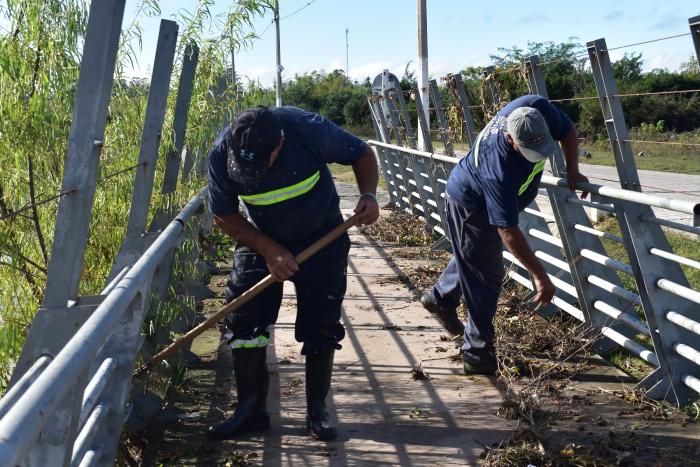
[248, 40, 700, 141]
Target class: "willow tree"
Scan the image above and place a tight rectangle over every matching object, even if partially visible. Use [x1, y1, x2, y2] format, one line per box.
[0, 0, 272, 393]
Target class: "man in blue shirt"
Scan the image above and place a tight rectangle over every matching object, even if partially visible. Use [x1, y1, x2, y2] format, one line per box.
[421, 95, 588, 375]
[207, 106, 379, 440]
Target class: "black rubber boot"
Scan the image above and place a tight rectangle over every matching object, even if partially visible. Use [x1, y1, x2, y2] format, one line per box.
[420, 292, 465, 336]
[462, 343, 497, 376]
[208, 347, 270, 439]
[305, 348, 338, 441]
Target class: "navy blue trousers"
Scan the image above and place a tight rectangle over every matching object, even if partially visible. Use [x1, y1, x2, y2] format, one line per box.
[225, 222, 350, 356]
[431, 196, 505, 349]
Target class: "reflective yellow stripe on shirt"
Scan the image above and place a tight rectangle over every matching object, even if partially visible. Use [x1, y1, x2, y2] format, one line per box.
[239, 170, 320, 206]
[518, 160, 546, 196]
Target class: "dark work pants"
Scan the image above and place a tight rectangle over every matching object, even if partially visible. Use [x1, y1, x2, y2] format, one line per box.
[431, 196, 505, 350]
[225, 226, 351, 356]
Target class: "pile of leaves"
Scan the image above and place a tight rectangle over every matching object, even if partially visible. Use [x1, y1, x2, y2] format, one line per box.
[360, 211, 437, 246]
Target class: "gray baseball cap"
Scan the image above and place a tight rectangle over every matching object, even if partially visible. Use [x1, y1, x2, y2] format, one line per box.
[506, 107, 557, 163]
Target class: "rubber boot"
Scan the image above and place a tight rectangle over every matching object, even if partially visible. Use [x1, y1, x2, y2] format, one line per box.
[420, 292, 465, 336]
[305, 348, 338, 441]
[208, 347, 270, 439]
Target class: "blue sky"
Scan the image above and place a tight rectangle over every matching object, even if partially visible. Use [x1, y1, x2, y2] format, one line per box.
[103, 1, 700, 85]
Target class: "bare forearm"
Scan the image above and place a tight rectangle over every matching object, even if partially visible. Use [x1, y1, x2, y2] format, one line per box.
[498, 226, 546, 279]
[352, 145, 379, 194]
[214, 212, 276, 256]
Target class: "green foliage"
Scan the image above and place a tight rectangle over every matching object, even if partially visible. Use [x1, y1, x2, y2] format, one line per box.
[282, 69, 373, 132]
[0, 0, 271, 394]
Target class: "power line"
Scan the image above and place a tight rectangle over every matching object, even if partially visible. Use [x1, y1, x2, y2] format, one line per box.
[603, 32, 692, 52]
[280, 0, 318, 20]
[0, 162, 144, 224]
[98, 162, 145, 182]
[615, 88, 700, 98]
[549, 95, 599, 103]
[0, 188, 76, 223]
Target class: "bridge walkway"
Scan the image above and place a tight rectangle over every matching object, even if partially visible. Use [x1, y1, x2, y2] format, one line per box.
[139, 188, 700, 466]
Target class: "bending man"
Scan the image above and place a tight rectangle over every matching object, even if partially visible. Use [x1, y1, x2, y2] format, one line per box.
[207, 106, 379, 440]
[421, 95, 588, 375]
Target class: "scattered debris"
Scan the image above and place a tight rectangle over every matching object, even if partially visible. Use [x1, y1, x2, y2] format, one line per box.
[410, 363, 430, 381]
[283, 378, 302, 396]
[223, 450, 258, 466]
[409, 407, 429, 420]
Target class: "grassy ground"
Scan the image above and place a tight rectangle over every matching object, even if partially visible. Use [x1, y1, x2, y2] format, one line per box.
[329, 163, 387, 190]
[595, 216, 699, 292]
[580, 140, 700, 175]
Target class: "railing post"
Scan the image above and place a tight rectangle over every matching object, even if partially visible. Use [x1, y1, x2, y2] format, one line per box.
[586, 40, 640, 191]
[588, 39, 700, 405]
[524, 55, 639, 352]
[428, 79, 454, 156]
[368, 96, 384, 142]
[368, 96, 390, 144]
[368, 97, 405, 210]
[411, 80, 450, 232]
[483, 65, 501, 108]
[161, 42, 200, 196]
[411, 81, 433, 152]
[393, 87, 417, 149]
[383, 94, 425, 218]
[689, 15, 700, 62]
[8, 2, 127, 463]
[414, 81, 451, 235]
[124, 20, 179, 239]
[446, 73, 478, 147]
[366, 98, 400, 207]
[382, 89, 403, 147]
[42, 0, 126, 309]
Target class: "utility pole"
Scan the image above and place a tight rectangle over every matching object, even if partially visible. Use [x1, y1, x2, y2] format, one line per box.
[417, 0, 429, 151]
[346, 27, 350, 82]
[274, 0, 283, 107]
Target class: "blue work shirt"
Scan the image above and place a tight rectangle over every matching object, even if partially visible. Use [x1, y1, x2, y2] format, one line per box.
[445, 95, 572, 227]
[208, 106, 367, 242]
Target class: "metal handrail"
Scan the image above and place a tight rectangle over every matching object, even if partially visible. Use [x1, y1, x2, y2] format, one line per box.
[369, 140, 700, 217]
[369, 137, 700, 405]
[0, 190, 205, 466]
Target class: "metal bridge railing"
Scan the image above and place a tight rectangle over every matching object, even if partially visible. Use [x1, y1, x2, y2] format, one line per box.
[0, 191, 205, 467]
[0, 1, 227, 465]
[368, 17, 700, 406]
[368, 138, 700, 407]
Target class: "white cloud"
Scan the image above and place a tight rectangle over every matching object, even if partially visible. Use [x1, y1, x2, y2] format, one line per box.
[644, 51, 691, 72]
[239, 65, 276, 85]
[349, 60, 399, 81]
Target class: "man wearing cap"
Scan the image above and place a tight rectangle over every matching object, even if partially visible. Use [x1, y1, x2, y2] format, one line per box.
[206, 106, 379, 440]
[421, 95, 588, 375]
